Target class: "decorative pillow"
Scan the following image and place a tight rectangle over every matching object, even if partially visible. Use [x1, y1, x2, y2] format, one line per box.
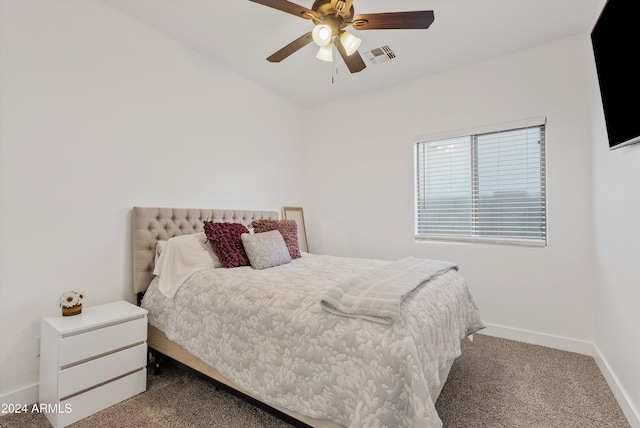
[241, 230, 291, 270]
[203, 221, 250, 268]
[251, 219, 301, 259]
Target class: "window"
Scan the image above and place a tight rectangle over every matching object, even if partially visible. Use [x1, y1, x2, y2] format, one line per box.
[415, 118, 546, 246]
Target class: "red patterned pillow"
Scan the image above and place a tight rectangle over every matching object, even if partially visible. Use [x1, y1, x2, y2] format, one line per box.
[203, 221, 250, 268]
[251, 219, 301, 259]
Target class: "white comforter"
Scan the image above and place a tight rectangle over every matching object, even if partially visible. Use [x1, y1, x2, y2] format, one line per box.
[141, 253, 483, 428]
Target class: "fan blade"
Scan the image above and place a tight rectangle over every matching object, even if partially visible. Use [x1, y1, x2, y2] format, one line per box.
[267, 32, 313, 62]
[351, 11, 434, 30]
[249, 0, 316, 20]
[335, 37, 366, 73]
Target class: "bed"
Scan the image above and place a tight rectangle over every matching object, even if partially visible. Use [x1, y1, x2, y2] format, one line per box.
[132, 206, 483, 428]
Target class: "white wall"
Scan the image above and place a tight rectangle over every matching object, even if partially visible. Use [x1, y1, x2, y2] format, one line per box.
[304, 34, 639, 425]
[0, 0, 305, 402]
[2, 0, 637, 424]
[588, 8, 640, 422]
[305, 35, 597, 348]
[591, 74, 640, 424]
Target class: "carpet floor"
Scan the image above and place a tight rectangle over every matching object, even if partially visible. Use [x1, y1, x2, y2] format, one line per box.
[0, 334, 630, 428]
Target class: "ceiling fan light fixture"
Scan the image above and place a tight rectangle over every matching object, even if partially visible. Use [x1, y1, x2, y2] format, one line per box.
[340, 30, 361, 56]
[312, 24, 332, 47]
[250, 0, 435, 74]
[316, 44, 333, 62]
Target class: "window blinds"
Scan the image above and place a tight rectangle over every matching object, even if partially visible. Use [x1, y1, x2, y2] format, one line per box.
[415, 120, 546, 246]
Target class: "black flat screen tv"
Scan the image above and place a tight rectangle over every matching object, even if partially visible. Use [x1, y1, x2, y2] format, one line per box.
[590, 0, 640, 150]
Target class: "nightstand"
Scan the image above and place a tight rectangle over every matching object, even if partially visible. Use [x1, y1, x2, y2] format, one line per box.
[39, 301, 148, 428]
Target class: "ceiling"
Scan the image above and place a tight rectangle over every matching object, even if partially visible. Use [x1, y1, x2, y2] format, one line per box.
[100, 0, 603, 107]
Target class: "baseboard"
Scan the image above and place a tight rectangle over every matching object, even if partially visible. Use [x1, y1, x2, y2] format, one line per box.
[481, 323, 639, 427]
[592, 344, 640, 428]
[481, 322, 593, 355]
[0, 382, 39, 412]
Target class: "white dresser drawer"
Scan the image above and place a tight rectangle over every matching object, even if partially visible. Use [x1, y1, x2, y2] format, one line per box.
[58, 343, 147, 399]
[41, 301, 148, 428]
[57, 367, 146, 427]
[59, 317, 146, 367]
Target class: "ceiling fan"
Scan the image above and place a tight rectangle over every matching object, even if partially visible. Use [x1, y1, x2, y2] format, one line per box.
[249, 0, 435, 73]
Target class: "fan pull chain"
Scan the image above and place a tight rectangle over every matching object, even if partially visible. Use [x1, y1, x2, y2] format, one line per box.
[331, 45, 337, 84]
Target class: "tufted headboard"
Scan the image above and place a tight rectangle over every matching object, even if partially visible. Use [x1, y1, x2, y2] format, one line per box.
[132, 207, 279, 294]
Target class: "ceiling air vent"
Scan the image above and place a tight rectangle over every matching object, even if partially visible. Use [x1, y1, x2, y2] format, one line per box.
[363, 46, 396, 65]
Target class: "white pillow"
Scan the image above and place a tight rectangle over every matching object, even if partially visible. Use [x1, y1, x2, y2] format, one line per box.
[155, 233, 220, 266]
[241, 230, 291, 270]
[153, 232, 221, 298]
[155, 240, 168, 265]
